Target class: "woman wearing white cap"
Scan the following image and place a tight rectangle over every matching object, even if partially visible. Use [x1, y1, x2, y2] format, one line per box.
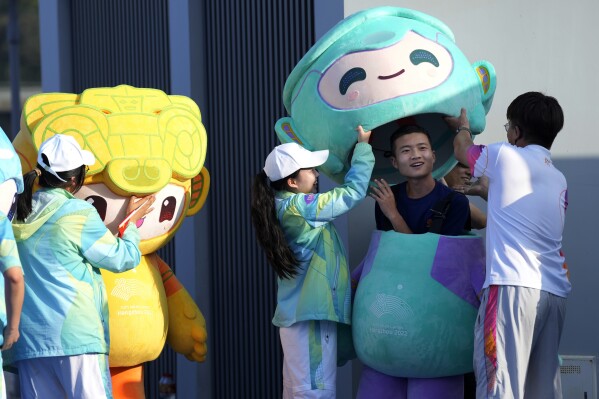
[5, 134, 155, 399]
[251, 126, 374, 399]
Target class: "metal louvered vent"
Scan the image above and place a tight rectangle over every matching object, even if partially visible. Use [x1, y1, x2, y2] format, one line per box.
[560, 355, 597, 399]
[70, 0, 170, 93]
[67, 2, 174, 398]
[561, 365, 582, 374]
[203, 1, 315, 397]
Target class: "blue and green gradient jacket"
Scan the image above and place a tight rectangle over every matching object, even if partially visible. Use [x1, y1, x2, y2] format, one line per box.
[273, 142, 374, 327]
[6, 188, 141, 363]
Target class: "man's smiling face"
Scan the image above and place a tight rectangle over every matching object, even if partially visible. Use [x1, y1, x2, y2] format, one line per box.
[391, 132, 436, 179]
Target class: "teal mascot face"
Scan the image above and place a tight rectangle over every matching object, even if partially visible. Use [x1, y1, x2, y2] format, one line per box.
[0, 128, 23, 219]
[275, 7, 496, 184]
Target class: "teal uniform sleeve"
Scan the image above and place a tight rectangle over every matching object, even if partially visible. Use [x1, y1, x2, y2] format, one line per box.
[294, 142, 375, 227]
[77, 209, 142, 272]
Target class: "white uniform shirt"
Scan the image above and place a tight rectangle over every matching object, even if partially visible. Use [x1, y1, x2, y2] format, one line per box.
[468, 143, 570, 297]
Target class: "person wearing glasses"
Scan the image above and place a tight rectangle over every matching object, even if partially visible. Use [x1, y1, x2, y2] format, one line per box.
[446, 92, 569, 399]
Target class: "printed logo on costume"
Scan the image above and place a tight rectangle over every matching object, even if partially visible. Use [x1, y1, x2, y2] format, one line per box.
[368, 293, 413, 338]
[304, 194, 316, 205]
[369, 293, 413, 320]
[111, 278, 153, 301]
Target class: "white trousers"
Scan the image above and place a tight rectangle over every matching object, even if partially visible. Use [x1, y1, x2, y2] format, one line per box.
[280, 320, 338, 399]
[17, 354, 112, 399]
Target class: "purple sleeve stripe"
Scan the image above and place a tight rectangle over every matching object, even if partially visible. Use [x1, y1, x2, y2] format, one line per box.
[467, 145, 486, 176]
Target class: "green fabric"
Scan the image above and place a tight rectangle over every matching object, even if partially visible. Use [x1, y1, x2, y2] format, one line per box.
[272, 142, 374, 327]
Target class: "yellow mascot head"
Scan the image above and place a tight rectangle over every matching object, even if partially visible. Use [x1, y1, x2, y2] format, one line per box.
[14, 84, 210, 253]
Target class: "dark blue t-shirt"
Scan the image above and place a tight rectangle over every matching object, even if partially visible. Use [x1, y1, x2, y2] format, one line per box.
[375, 181, 470, 235]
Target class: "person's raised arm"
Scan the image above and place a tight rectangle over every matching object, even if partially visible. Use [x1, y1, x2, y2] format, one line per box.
[445, 108, 474, 167]
[296, 125, 375, 225]
[80, 195, 155, 273]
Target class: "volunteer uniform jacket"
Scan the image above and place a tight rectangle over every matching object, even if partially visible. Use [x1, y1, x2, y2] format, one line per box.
[272, 142, 375, 327]
[6, 188, 141, 363]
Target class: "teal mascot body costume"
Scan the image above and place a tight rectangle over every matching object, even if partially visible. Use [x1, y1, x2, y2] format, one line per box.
[275, 7, 494, 398]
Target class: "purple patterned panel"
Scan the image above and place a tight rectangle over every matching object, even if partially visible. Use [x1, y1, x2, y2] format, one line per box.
[430, 236, 486, 308]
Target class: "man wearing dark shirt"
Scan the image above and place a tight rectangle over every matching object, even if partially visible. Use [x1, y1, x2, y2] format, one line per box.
[371, 125, 470, 235]
[361, 124, 472, 399]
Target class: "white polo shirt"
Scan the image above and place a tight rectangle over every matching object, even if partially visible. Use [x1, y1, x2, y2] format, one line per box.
[467, 142, 571, 297]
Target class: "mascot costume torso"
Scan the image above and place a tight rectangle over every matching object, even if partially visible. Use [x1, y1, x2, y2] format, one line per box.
[275, 7, 495, 398]
[12, 85, 209, 399]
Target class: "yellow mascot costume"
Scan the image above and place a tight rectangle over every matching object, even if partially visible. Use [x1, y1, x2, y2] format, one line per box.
[12, 85, 209, 398]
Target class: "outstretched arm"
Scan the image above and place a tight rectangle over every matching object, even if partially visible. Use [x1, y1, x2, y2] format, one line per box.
[297, 125, 375, 226]
[445, 108, 474, 167]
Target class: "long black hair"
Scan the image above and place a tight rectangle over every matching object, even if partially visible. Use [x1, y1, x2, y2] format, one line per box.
[16, 153, 87, 221]
[250, 169, 300, 279]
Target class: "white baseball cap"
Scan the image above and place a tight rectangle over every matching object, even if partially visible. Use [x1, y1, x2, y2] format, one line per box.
[37, 134, 95, 182]
[263, 142, 329, 181]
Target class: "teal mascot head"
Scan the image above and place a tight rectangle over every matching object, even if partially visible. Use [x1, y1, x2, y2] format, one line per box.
[275, 6, 496, 184]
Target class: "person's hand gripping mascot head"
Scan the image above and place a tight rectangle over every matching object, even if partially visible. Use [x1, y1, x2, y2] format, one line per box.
[275, 6, 496, 184]
[282, 7, 491, 381]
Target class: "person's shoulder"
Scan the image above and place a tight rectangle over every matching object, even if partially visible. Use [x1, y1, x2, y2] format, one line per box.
[451, 190, 470, 206]
[281, 192, 319, 212]
[58, 197, 97, 217]
[68, 197, 95, 209]
[392, 182, 405, 195]
[435, 181, 455, 196]
[436, 182, 469, 206]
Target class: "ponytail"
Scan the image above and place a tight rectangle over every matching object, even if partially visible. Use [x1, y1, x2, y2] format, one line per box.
[16, 154, 87, 221]
[16, 169, 40, 222]
[250, 170, 299, 279]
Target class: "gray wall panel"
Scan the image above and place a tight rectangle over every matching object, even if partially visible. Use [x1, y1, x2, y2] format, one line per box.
[70, 0, 170, 93]
[40, 0, 318, 396]
[203, 0, 314, 397]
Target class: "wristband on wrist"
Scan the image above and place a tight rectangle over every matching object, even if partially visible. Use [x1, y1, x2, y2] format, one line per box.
[456, 126, 472, 135]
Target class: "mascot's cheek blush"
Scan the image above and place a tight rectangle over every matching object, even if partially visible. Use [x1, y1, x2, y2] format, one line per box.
[348, 90, 360, 102]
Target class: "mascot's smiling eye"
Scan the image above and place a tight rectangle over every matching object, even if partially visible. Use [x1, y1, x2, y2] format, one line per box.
[159, 196, 176, 222]
[410, 49, 439, 67]
[85, 195, 108, 220]
[339, 67, 366, 95]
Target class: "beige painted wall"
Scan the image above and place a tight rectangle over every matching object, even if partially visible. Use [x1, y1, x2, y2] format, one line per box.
[336, 2, 599, 394]
[344, 0, 598, 158]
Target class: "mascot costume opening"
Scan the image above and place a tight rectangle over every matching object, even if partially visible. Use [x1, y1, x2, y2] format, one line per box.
[275, 7, 494, 399]
[12, 85, 209, 399]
